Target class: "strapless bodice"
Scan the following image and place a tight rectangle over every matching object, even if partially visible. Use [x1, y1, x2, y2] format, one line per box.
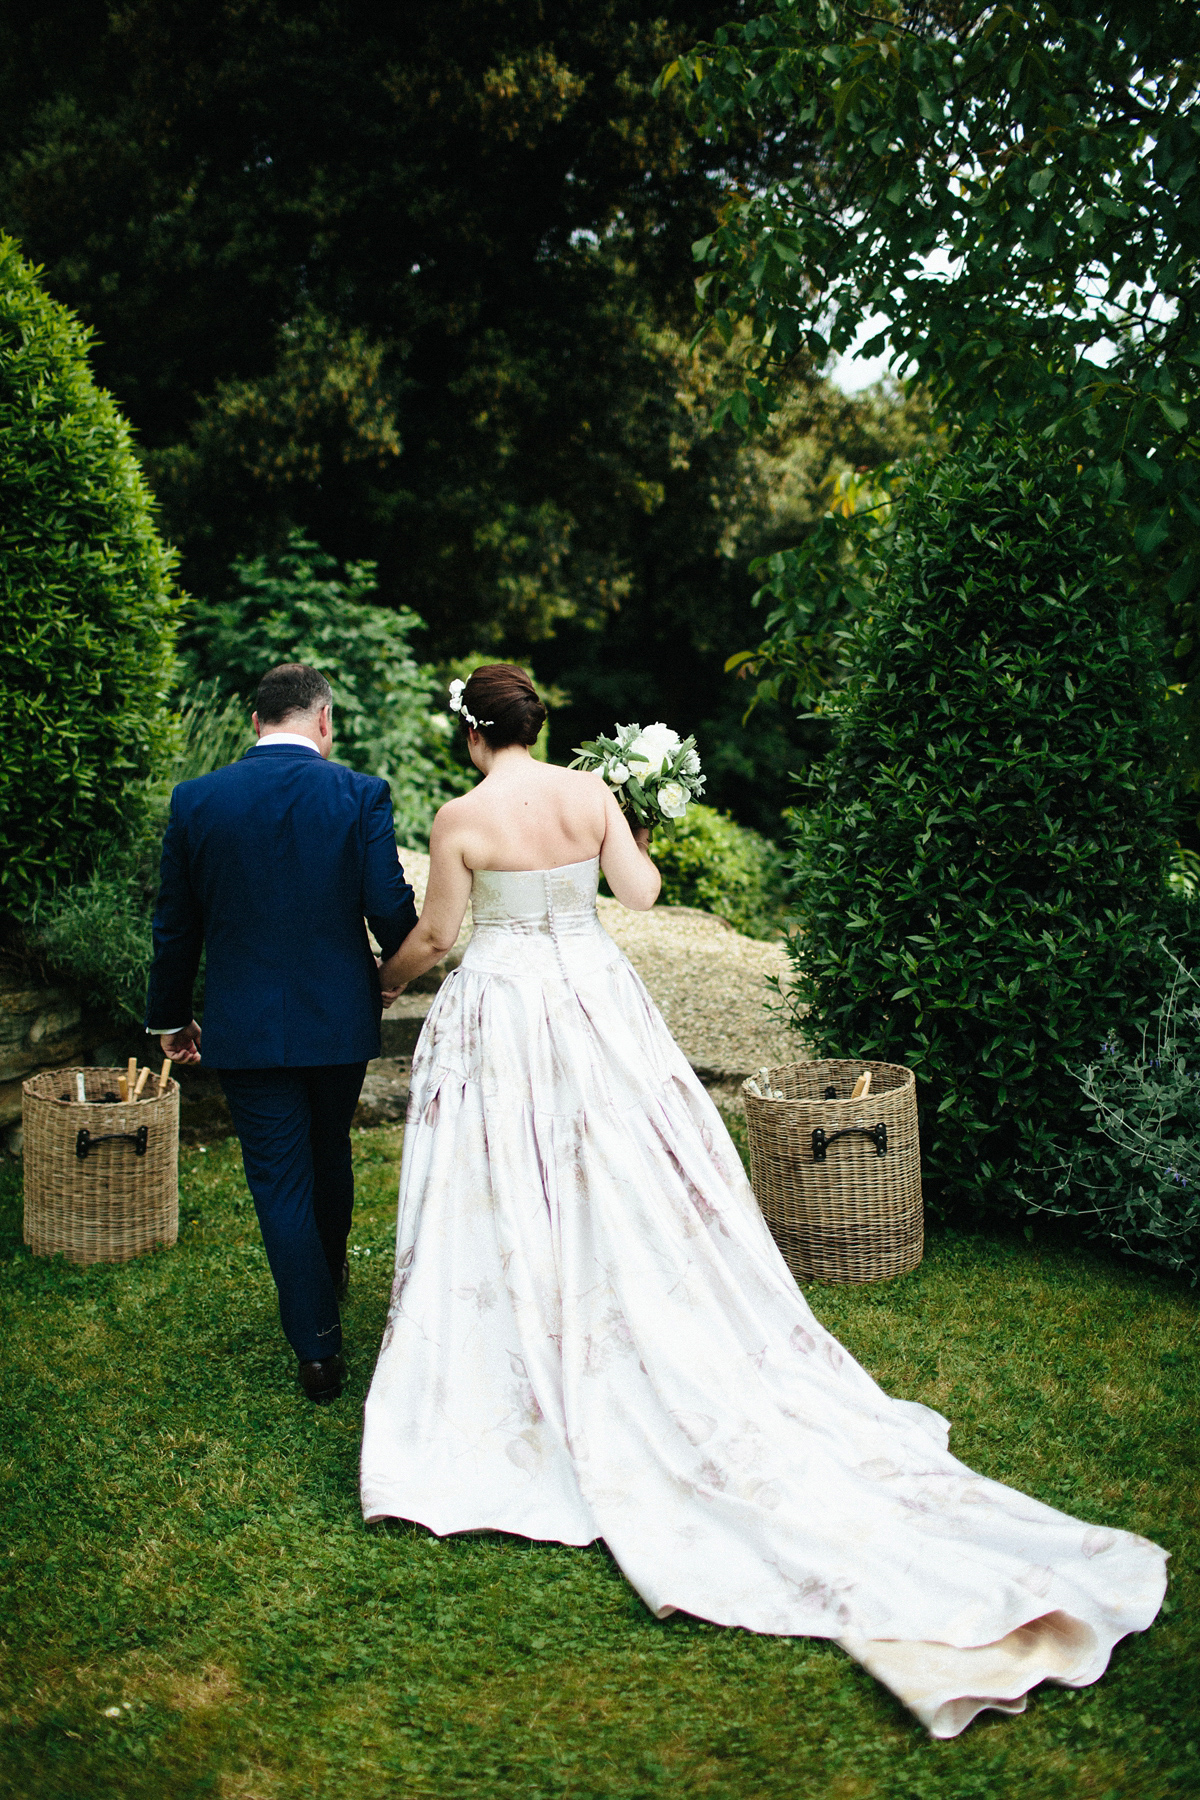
[462, 856, 617, 980]
[469, 856, 600, 929]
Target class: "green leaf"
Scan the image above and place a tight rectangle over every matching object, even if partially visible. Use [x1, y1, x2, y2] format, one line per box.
[1134, 509, 1172, 560]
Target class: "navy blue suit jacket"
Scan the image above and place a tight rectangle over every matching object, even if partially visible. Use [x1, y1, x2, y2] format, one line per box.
[144, 744, 418, 1069]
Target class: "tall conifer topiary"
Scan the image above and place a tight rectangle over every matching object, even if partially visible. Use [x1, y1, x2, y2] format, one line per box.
[0, 235, 181, 917]
[784, 439, 1174, 1215]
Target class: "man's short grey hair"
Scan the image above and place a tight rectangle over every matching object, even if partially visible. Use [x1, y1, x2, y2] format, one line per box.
[254, 663, 334, 724]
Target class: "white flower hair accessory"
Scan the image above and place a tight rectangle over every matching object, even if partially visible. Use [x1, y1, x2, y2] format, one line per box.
[448, 678, 493, 730]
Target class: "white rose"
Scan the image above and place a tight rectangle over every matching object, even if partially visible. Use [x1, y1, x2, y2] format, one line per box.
[605, 761, 630, 785]
[657, 781, 689, 819]
[681, 747, 701, 776]
[627, 721, 681, 776]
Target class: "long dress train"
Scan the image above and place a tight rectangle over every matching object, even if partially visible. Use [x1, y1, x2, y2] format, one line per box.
[360, 858, 1167, 1738]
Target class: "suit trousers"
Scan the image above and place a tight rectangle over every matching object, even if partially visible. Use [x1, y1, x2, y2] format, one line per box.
[219, 1063, 367, 1362]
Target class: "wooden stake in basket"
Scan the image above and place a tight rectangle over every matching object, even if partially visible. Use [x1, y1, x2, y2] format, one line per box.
[127, 1057, 138, 1098]
[157, 1058, 171, 1096]
[850, 1070, 872, 1100]
[133, 1066, 151, 1100]
[118, 1073, 128, 1102]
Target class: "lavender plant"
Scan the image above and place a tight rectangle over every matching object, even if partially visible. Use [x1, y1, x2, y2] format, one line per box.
[1025, 955, 1200, 1281]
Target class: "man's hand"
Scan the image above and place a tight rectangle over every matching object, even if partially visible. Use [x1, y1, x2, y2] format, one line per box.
[161, 1021, 202, 1064]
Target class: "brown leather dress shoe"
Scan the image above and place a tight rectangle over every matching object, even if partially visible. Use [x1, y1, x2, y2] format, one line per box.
[298, 1353, 346, 1404]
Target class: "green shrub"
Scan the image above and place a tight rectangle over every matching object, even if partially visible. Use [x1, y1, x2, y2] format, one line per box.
[1023, 953, 1200, 1281]
[31, 686, 252, 1023]
[0, 235, 182, 918]
[32, 855, 156, 1026]
[166, 681, 257, 783]
[782, 438, 1175, 1217]
[650, 803, 786, 939]
[181, 530, 470, 844]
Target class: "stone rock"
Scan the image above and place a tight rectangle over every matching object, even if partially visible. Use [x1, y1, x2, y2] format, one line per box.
[355, 1058, 411, 1128]
[0, 962, 113, 1127]
[380, 994, 433, 1059]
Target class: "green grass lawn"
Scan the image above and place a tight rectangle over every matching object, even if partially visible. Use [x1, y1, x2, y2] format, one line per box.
[1, 1121, 1197, 1800]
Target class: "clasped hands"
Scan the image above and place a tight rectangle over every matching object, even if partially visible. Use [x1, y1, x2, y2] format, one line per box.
[376, 958, 406, 1007]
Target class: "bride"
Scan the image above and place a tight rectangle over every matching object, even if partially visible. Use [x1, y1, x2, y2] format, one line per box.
[360, 663, 1166, 1739]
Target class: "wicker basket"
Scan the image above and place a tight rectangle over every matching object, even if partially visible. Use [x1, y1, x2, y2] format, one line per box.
[22, 1067, 179, 1264]
[743, 1059, 922, 1284]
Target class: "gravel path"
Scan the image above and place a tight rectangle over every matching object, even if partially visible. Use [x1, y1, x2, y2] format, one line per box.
[394, 847, 796, 1082]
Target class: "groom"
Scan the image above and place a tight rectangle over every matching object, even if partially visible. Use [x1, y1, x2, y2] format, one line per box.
[145, 663, 417, 1403]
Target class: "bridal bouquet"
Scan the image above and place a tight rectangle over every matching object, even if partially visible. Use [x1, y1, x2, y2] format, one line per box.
[569, 721, 705, 838]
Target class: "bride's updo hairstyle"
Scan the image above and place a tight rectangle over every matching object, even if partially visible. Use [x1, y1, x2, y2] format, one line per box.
[461, 663, 547, 750]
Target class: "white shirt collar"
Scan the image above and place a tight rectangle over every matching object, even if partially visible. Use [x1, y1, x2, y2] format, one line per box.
[252, 732, 321, 753]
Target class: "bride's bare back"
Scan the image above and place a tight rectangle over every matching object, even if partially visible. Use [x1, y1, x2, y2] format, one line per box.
[378, 742, 660, 993]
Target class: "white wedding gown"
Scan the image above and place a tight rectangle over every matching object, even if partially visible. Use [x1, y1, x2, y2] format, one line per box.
[360, 858, 1167, 1737]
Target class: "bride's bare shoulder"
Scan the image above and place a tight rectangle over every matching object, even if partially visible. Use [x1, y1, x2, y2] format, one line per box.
[547, 763, 610, 811]
[430, 792, 478, 838]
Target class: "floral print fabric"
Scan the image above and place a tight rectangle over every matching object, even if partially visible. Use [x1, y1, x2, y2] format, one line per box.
[360, 858, 1166, 1737]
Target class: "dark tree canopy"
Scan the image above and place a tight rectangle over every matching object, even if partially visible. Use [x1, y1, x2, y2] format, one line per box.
[0, 0, 764, 632]
[0, 2, 925, 827]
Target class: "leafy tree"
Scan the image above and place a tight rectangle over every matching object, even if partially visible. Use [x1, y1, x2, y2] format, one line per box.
[0, 233, 181, 919]
[183, 533, 471, 847]
[0, 1, 936, 830]
[536, 320, 935, 830]
[782, 438, 1174, 1216]
[0, 1, 765, 619]
[671, 1, 1200, 729]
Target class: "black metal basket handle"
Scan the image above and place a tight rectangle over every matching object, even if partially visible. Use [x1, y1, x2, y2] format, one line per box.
[811, 1123, 887, 1162]
[76, 1126, 149, 1161]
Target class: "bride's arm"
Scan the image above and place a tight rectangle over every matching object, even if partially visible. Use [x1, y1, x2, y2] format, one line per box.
[377, 809, 472, 994]
[598, 785, 661, 910]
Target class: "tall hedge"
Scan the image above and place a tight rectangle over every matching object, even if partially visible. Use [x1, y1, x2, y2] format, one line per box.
[0, 235, 181, 917]
[784, 439, 1175, 1216]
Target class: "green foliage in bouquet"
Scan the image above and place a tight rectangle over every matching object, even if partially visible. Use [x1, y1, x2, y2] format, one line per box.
[181, 531, 471, 845]
[782, 438, 1176, 1217]
[1023, 954, 1200, 1281]
[650, 804, 786, 940]
[0, 235, 182, 918]
[569, 721, 705, 840]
